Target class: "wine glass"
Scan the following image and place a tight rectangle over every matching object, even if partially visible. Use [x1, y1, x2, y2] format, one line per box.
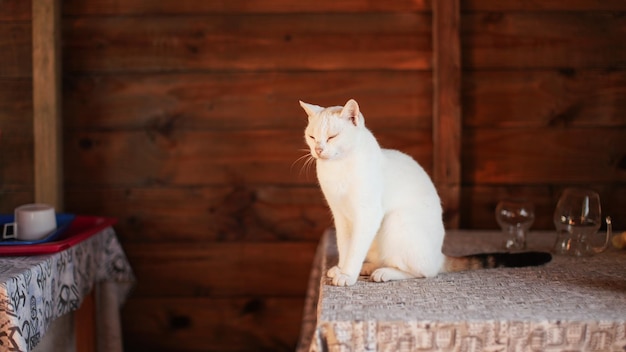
[553, 188, 611, 256]
[496, 199, 535, 250]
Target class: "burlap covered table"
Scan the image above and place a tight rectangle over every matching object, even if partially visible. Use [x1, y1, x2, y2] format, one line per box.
[298, 229, 626, 352]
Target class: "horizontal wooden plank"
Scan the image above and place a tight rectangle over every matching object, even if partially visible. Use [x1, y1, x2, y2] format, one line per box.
[0, 79, 33, 199]
[0, 0, 30, 21]
[463, 0, 626, 11]
[121, 297, 304, 352]
[460, 185, 626, 231]
[0, 187, 34, 213]
[463, 12, 626, 69]
[0, 23, 32, 78]
[63, 130, 433, 187]
[462, 128, 626, 184]
[64, 0, 429, 16]
[0, 136, 33, 186]
[62, 14, 432, 73]
[124, 242, 317, 297]
[463, 70, 626, 128]
[64, 71, 433, 131]
[0, 78, 32, 126]
[0, 80, 34, 204]
[66, 186, 330, 242]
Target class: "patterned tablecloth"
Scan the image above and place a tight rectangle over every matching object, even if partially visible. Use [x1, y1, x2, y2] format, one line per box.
[298, 229, 626, 352]
[0, 226, 135, 352]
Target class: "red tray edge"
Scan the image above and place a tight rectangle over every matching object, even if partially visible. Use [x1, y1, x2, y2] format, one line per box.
[0, 216, 118, 256]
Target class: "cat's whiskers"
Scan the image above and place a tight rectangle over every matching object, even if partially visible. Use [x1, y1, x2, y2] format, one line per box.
[291, 150, 316, 180]
[302, 154, 316, 178]
[291, 150, 312, 168]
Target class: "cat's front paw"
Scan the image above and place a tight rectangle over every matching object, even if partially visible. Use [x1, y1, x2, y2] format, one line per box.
[371, 267, 416, 282]
[327, 265, 341, 278]
[331, 272, 358, 286]
[327, 266, 358, 286]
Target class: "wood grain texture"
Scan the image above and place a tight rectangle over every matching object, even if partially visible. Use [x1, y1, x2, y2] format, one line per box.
[32, 0, 63, 209]
[462, 128, 626, 184]
[0, 187, 33, 213]
[63, 130, 433, 187]
[121, 297, 305, 352]
[63, 71, 433, 131]
[463, 70, 626, 128]
[463, 12, 626, 69]
[0, 78, 33, 212]
[463, 0, 626, 11]
[0, 136, 33, 186]
[63, 0, 430, 15]
[433, 0, 461, 228]
[124, 242, 317, 297]
[0, 0, 30, 21]
[0, 78, 32, 129]
[62, 14, 432, 73]
[0, 23, 32, 78]
[65, 186, 330, 242]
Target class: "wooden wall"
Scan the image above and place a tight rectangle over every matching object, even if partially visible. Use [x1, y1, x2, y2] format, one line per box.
[0, 0, 34, 209]
[0, 0, 624, 351]
[459, 0, 626, 230]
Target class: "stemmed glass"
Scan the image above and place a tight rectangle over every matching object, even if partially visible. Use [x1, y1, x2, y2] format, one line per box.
[496, 199, 535, 250]
[553, 188, 611, 256]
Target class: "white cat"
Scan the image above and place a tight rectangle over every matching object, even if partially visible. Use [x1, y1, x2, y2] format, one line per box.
[300, 99, 550, 286]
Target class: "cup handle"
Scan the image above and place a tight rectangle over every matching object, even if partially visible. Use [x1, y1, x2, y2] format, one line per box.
[2, 222, 16, 240]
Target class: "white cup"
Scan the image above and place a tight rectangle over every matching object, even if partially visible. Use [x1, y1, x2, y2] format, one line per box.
[2, 204, 57, 241]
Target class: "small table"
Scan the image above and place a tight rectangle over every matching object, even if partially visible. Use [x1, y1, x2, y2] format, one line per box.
[0, 225, 135, 352]
[298, 229, 626, 352]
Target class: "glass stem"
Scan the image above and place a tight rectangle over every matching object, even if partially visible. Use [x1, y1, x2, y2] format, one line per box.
[512, 225, 526, 248]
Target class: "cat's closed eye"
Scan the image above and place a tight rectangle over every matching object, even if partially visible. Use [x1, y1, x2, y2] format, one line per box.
[308, 134, 338, 142]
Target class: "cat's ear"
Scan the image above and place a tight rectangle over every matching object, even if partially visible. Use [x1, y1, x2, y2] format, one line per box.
[299, 101, 324, 117]
[340, 99, 360, 126]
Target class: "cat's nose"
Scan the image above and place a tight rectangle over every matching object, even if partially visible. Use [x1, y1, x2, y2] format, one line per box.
[315, 146, 323, 156]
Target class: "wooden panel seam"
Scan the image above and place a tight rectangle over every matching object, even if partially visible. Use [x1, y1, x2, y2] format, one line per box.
[433, 0, 462, 228]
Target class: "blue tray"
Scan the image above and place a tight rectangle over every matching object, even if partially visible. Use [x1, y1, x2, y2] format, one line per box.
[0, 214, 76, 245]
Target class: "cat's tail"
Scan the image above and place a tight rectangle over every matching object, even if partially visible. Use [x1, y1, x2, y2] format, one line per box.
[443, 252, 552, 273]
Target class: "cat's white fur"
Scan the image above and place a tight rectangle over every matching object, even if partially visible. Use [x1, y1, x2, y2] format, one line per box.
[300, 99, 445, 286]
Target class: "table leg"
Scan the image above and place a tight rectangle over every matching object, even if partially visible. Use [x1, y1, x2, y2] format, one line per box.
[75, 290, 96, 352]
